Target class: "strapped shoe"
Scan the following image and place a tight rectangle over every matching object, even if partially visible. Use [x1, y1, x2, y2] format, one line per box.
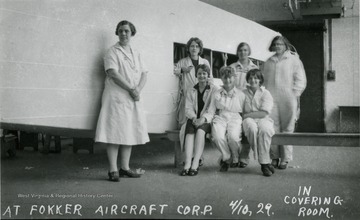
[180, 169, 189, 176]
[119, 168, 141, 178]
[188, 168, 199, 176]
[108, 171, 120, 182]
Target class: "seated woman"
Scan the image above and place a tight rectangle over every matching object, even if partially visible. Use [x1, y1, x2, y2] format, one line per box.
[179, 64, 218, 176]
[242, 69, 275, 176]
[203, 66, 246, 172]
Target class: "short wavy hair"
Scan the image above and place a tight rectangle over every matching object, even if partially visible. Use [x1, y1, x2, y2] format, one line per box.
[236, 42, 251, 56]
[246, 69, 264, 85]
[195, 64, 210, 77]
[186, 37, 203, 56]
[219, 66, 235, 78]
[115, 20, 136, 36]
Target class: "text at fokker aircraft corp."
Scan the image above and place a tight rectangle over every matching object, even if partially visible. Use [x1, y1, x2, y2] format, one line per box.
[0, 0, 279, 134]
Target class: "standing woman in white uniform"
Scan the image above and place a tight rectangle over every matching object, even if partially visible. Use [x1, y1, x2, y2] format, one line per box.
[242, 69, 275, 176]
[95, 20, 149, 182]
[174, 37, 213, 127]
[262, 36, 307, 169]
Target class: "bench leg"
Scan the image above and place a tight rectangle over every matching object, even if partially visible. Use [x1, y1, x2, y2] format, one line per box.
[174, 141, 182, 168]
[19, 131, 38, 151]
[41, 134, 61, 154]
[73, 138, 94, 154]
[54, 136, 61, 153]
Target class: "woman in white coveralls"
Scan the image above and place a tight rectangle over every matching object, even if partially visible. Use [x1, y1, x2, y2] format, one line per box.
[203, 66, 246, 172]
[262, 36, 307, 170]
[242, 69, 275, 176]
[95, 20, 149, 182]
[225, 42, 259, 168]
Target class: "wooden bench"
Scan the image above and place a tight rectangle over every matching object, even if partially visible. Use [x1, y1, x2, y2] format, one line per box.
[166, 130, 360, 168]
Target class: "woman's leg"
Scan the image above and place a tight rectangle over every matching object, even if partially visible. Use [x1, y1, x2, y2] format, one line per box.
[258, 119, 275, 165]
[119, 145, 132, 171]
[241, 118, 257, 165]
[191, 129, 206, 169]
[107, 143, 119, 172]
[278, 93, 297, 165]
[269, 101, 281, 164]
[184, 134, 195, 169]
[212, 118, 230, 162]
[227, 119, 242, 164]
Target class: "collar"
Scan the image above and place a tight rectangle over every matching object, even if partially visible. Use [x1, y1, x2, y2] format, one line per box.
[186, 56, 205, 64]
[220, 87, 237, 97]
[114, 42, 135, 60]
[245, 85, 265, 95]
[235, 59, 257, 69]
[194, 83, 210, 90]
[270, 50, 291, 62]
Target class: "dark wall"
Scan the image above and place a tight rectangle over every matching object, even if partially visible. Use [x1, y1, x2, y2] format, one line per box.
[264, 21, 325, 132]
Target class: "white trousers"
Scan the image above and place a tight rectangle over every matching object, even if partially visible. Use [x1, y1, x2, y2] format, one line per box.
[211, 114, 246, 163]
[243, 117, 275, 164]
[270, 89, 297, 162]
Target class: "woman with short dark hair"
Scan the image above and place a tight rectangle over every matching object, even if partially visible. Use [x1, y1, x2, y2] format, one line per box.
[243, 69, 275, 176]
[174, 37, 213, 127]
[95, 20, 149, 182]
[179, 64, 218, 176]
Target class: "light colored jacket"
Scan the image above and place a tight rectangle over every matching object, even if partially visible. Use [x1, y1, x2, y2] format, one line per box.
[179, 83, 219, 151]
[202, 87, 246, 123]
[175, 56, 213, 93]
[185, 83, 219, 120]
[262, 50, 307, 97]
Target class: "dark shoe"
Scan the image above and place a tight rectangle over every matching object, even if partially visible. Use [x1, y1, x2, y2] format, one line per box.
[239, 162, 248, 168]
[119, 168, 141, 178]
[199, 158, 204, 167]
[230, 162, 239, 168]
[180, 169, 189, 176]
[220, 160, 229, 172]
[188, 168, 199, 176]
[278, 162, 288, 169]
[108, 171, 120, 182]
[261, 164, 273, 177]
[271, 159, 279, 168]
[268, 164, 275, 173]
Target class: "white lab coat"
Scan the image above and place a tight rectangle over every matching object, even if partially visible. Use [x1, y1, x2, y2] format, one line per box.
[175, 56, 212, 126]
[179, 83, 219, 151]
[95, 42, 150, 145]
[262, 50, 306, 162]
